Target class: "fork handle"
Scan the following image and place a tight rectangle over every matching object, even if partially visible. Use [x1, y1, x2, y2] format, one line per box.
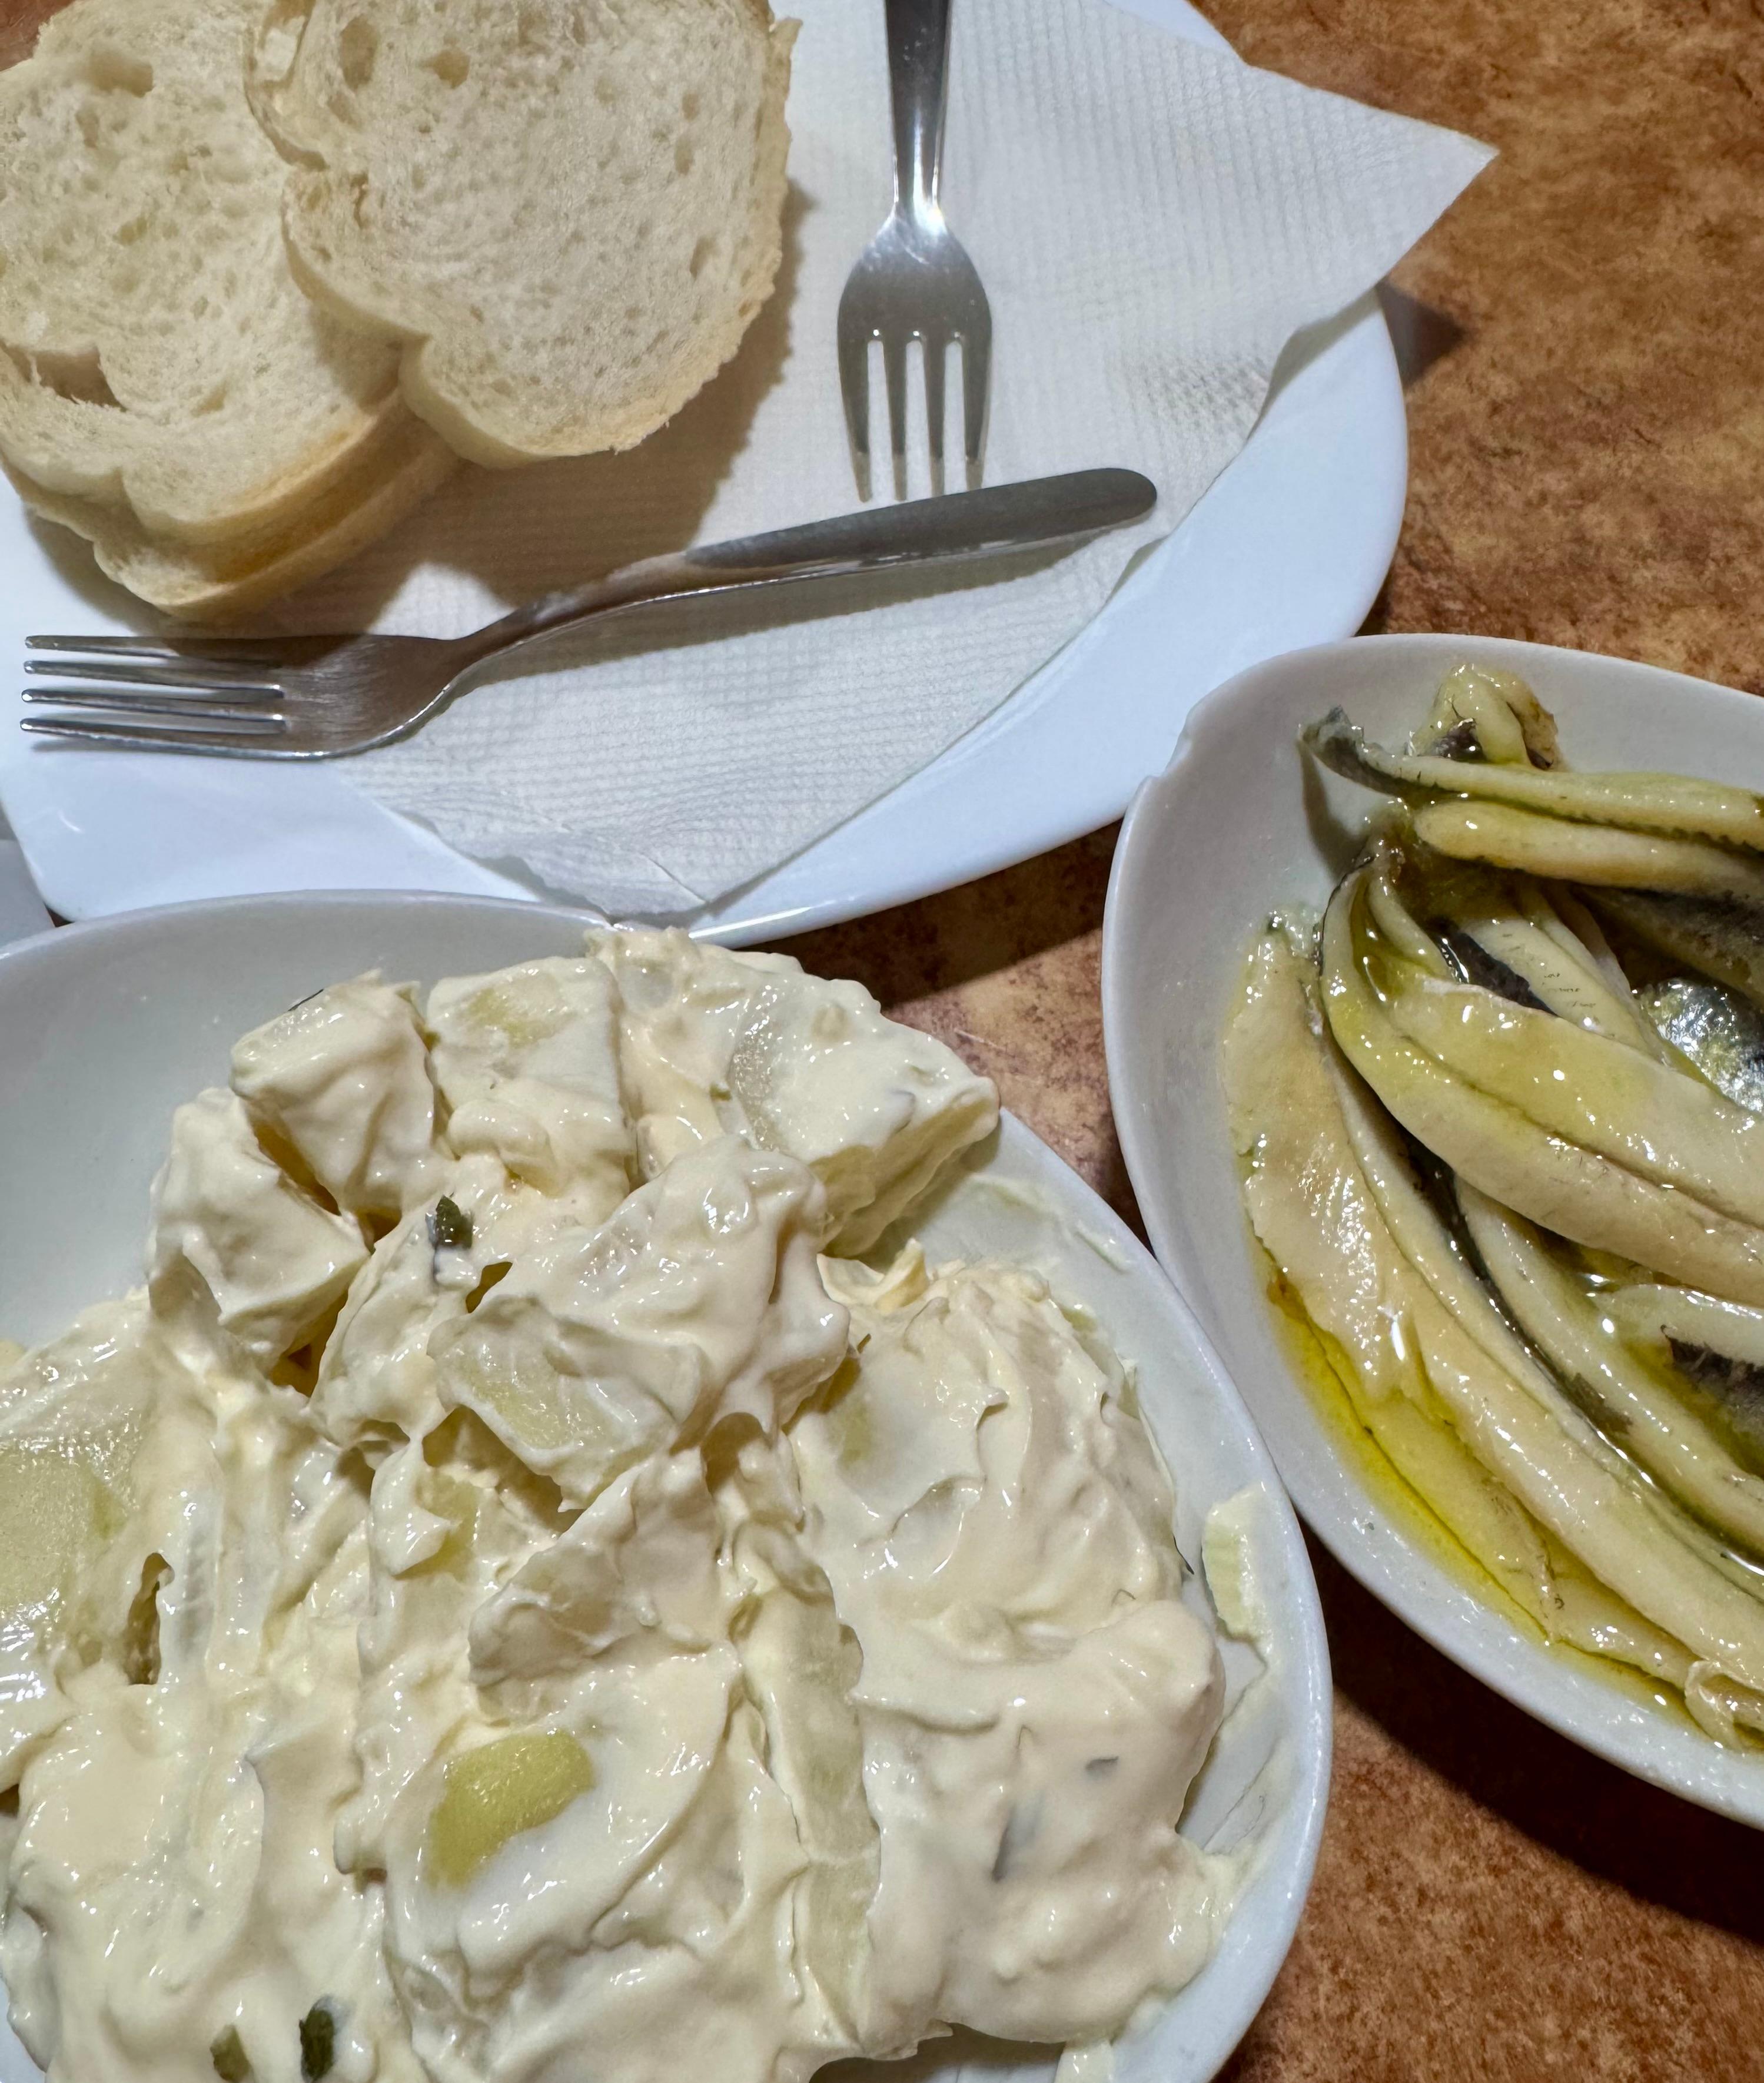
[459, 469, 1157, 666]
[885, 0, 953, 218]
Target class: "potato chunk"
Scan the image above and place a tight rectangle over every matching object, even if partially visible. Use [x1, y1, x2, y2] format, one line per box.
[426, 1731, 597, 1888]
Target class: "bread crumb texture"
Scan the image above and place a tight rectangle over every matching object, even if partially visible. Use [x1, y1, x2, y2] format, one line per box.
[255, 0, 796, 465]
[0, 0, 417, 548]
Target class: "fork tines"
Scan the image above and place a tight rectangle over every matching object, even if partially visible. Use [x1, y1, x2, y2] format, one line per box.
[20, 633, 291, 750]
[838, 320, 991, 504]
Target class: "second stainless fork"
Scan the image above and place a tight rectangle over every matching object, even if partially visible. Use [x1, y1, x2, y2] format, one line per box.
[837, 0, 992, 501]
[20, 470, 1155, 758]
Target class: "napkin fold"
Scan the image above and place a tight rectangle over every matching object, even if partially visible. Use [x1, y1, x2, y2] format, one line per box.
[282, 0, 1491, 918]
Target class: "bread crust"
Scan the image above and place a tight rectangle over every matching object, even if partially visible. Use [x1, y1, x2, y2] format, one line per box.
[9, 417, 457, 622]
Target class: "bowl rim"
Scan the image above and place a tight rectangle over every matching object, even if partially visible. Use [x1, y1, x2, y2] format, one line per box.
[1101, 631, 1764, 1828]
[0, 884, 601, 971]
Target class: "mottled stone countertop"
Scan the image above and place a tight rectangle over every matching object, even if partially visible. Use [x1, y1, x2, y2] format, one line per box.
[790, 4, 1764, 2077]
[4, 0, 1762, 2074]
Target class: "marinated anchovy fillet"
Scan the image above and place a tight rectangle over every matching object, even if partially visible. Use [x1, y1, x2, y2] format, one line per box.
[0, 929, 1236, 2083]
[1226, 662, 1764, 1742]
[1351, 869, 1764, 1229]
[1411, 800, 1764, 904]
[1454, 1185, 1764, 1553]
[1602, 1286, 1764, 1462]
[1305, 708, 1764, 850]
[1407, 662, 1561, 769]
[1419, 864, 1666, 1050]
[1589, 890, 1764, 1010]
[1222, 930, 1763, 1717]
[1670, 1348, 1764, 1460]
[1320, 862, 1764, 1305]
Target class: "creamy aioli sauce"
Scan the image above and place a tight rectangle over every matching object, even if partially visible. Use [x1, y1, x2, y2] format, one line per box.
[0, 933, 1228, 2083]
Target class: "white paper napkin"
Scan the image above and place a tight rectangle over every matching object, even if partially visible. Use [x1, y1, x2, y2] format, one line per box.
[279, 0, 1491, 918]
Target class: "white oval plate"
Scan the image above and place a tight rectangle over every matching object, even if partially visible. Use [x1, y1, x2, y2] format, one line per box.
[1102, 631, 1764, 1829]
[0, 0, 1404, 942]
[0, 891, 1328, 2083]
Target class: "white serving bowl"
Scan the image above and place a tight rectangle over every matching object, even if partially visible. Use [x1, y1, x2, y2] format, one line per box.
[0, 892, 1330, 2083]
[1102, 631, 1764, 1829]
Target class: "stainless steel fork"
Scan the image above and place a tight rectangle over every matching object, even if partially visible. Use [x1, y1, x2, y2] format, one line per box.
[19, 469, 1155, 759]
[837, 0, 991, 501]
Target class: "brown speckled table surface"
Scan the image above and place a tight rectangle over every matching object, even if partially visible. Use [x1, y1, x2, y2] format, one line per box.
[790, 5, 1764, 2077]
[5, 0, 1763, 2074]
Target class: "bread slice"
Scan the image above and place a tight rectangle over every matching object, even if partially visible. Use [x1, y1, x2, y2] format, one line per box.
[7, 409, 456, 621]
[0, 0, 415, 548]
[252, 0, 796, 467]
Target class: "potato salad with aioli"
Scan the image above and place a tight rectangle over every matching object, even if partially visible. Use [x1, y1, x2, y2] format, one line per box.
[0, 929, 1230, 2083]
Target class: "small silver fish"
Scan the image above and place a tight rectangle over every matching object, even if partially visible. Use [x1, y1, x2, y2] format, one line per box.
[1641, 976, 1764, 1115]
[1593, 890, 1764, 1011]
[1667, 1340, 1764, 1461]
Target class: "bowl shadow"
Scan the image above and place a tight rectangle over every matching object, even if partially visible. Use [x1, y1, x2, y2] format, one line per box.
[1309, 1533, 1764, 1947]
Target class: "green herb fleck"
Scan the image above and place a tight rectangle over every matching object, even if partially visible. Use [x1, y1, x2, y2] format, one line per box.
[210, 2026, 251, 2082]
[299, 2002, 336, 2082]
[428, 1196, 473, 1252]
[122, 1553, 171, 1687]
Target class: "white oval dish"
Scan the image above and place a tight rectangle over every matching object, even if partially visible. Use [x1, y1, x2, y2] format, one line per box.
[0, 0, 1404, 944]
[0, 892, 1329, 2083]
[1102, 631, 1764, 1829]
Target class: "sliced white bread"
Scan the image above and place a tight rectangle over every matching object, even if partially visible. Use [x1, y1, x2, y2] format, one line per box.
[0, 0, 419, 549]
[252, 0, 796, 467]
[7, 409, 456, 621]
